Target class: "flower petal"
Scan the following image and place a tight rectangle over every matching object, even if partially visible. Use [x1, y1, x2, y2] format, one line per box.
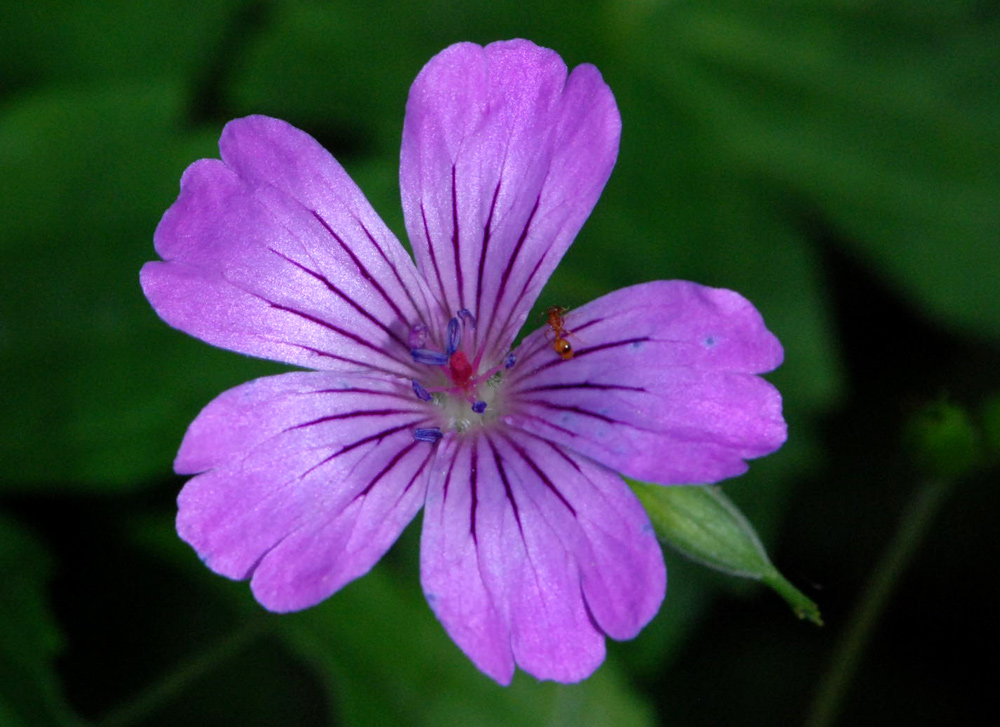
[175, 372, 434, 612]
[142, 116, 433, 376]
[400, 40, 620, 361]
[420, 438, 515, 684]
[507, 281, 787, 484]
[420, 431, 664, 684]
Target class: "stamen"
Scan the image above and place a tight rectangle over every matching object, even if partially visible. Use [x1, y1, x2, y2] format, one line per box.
[446, 317, 460, 355]
[408, 323, 428, 348]
[414, 427, 443, 443]
[458, 308, 477, 329]
[504, 353, 516, 369]
[411, 348, 449, 365]
[472, 400, 487, 414]
[412, 380, 433, 401]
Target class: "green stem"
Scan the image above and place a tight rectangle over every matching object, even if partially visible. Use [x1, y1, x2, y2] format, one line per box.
[761, 567, 823, 626]
[93, 618, 269, 727]
[803, 477, 951, 727]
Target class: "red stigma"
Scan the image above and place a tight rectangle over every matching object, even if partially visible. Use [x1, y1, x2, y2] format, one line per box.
[449, 350, 474, 388]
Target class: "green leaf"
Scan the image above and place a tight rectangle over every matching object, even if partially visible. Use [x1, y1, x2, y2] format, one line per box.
[0, 512, 80, 726]
[610, 0, 1000, 338]
[227, 2, 431, 140]
[630, 481, 822, 625]
[573, 63, 844, 421]
[0, 0, 242, 88]
[279, 550, 654, 727]
[131, 514, 654, 726]
[0, 83, 287, 489]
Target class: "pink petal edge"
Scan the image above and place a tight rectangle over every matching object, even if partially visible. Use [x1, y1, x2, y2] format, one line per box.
[175, 372, 433, 611]
[507, 280, 787, 485]
[400, 40, 621, 362]
[420, 431, 664, 684]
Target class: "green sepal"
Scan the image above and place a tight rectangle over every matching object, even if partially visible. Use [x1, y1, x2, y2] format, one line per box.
[629, 479, 822, 625]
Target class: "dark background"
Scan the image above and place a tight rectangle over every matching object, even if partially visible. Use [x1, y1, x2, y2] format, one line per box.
[2, 1, 998, 725]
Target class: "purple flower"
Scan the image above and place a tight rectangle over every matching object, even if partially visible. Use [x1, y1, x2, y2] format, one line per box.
[140, 40, 786, 684]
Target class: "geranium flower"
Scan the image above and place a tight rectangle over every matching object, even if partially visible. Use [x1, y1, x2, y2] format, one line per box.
[141, 39, 786, 684]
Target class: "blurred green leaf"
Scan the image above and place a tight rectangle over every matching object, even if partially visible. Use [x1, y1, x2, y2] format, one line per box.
[982, 393, 1000, 460]
[1, 0, 242, 89]
[904, 400, 980, 479]
[279, 547, 654, 727]
[609, 0, 1000, 338]
[228, 1, 431, 140]
[133, 512, 654, 727]
[632, 481, 822, 625]
[0, 83, 286, 488]
[226, 0, 613, 142]
[0, 512, 80, 726]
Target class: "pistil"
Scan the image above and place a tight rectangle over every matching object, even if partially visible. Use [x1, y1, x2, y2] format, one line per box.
[407, 310, 515, 441]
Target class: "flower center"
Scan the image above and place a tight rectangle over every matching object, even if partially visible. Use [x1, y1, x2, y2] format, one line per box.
[408, 309, 515, 441]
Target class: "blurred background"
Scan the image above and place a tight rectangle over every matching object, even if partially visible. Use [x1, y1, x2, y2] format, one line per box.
[1, 1, 998, 725]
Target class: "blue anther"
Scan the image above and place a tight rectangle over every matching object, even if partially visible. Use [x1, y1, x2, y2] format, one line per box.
[446, 317, 460, 355]
[472, 400, 487, 414]
[414, 427, 443, 443]
[411, 348, 449, 365]
[504, 353, 516, 369]
[412, 380, 433, 402]
[458, 308, 477, 329]
[408, 323, 428, 348]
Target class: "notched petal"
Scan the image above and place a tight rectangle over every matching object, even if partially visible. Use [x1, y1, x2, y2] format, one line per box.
[174, 372, 433, 610]
[507, 280, 787, 485]
[143, 117, 432, 375]
[420, 433, 664, 684]
[400, 40, 621, 361]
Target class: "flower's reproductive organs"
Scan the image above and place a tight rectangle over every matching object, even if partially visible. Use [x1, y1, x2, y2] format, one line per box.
[409, 309, 515, 438]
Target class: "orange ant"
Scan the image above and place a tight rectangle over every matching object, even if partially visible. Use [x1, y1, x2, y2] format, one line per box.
[543, 305, 574, 360]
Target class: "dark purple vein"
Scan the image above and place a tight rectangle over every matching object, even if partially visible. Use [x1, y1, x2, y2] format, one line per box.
[312, 387, 403, 396]
[544, 438, 583, 473]
[441, 444, 460, 503]
[300, 421, 419, 479]
[357, 440, 420, 498]
[515, 400, 624, 426]
[493, 245, 549, 348]
[309, 211, 412, 327]
[469, 439, 480, 541]
[501, 434, 576, 517]
[268, 247, 407, 350]
[564, 316, 604, 336]
[514, 381, 647, 395]
[287, 343, 399, 376]
[260, 298, 386, 356]
[473, 178, 503, 333]
[487, 437, 523, 535]
[519, 335, 654, 378]
[576, 336, 651, 356]
[355, 216, 430, 327]
[450, 165, 464, 309]
[511, 410, 577, 438]
[420, 203, 452, 318]
[401, 449, 433, 496]
[285, 408, 416, 433]
[482, 194, 541, 347]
